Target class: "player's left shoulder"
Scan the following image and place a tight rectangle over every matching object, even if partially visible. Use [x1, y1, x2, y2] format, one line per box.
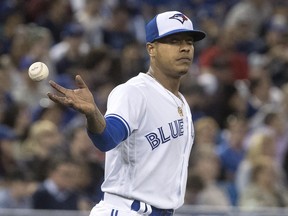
[126, 72, 148, 86]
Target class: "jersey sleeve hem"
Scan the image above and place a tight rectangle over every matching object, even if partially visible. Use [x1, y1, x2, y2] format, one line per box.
[87, 115, 130, 152]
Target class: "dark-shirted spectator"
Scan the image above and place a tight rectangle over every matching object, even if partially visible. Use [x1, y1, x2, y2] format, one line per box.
[31, 157, 87, 210]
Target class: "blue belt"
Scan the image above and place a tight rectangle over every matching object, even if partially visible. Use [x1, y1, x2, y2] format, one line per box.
[131, 200, 174, 216]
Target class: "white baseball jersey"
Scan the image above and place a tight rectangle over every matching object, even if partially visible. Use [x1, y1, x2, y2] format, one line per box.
[102, 72, 195, 209]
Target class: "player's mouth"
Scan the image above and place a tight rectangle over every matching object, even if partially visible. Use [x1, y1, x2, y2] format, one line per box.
[177, 57, 192, 63]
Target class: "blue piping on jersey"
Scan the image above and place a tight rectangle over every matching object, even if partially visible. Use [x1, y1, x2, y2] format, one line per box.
[87, 116, 128, 152]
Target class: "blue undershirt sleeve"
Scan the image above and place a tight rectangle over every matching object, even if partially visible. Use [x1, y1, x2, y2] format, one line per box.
[87, 116, 128, 152]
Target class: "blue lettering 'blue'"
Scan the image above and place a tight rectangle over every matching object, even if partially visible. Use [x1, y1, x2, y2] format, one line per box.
[158, 127, 171, 143]
[178, 119, 184, 136]
[169, 120, 179, 138]
[145, 119, 185, 150]
[145, 133, 160, 150]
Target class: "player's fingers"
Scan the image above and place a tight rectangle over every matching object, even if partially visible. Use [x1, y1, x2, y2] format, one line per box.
[47, 93, 65, 104]
[47, 93, 73, 106]
[75, 75, 88, 89]
[49, 80, 69, 95]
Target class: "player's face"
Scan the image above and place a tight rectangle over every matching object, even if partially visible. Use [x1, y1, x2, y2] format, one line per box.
[148, 32, 195, 78]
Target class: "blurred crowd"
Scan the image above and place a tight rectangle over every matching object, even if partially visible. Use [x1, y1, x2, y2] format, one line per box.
[0, 0, 288, 212]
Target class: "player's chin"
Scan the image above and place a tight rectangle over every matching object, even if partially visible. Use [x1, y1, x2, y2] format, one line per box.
[176, 65, 190, 75]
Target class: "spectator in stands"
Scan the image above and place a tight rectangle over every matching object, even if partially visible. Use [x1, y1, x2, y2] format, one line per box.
[217, 115, 248, 182]
[264, 23, 288, 88]
[239, 156, 288, 209]
[180, 81, 208, 122]
[79, 47, 115, 89]
[75, 0, 105, 48]
[67, 126, 105, 205]
[0, 56, 15, 124]
[0, 8, 24, 55]
[10, 24, 53, 110]
[197, 28, 250, 128]
[224, 0, 272, 41]
[120, 41, 147, 82]
[188, 145, 230, 206]
[193, 116, 220, 149]
[0, 125, 19, 184]
[254, 112, 288, 166]
[31, 157, 87, 210]
[0, 169, 37, 209]
[101, 5, 136, 55]
[35, 0, 73, 44]
[246, 67, 283, 130]
[18, 24, 53, 72]
[205, 82, 247, 129]
[93, 81, 116, 115]
[50, 22, 89, 76]
[185, 171, 204, 205]
[31, 103, 68, 128]
[198, 27, 249, 84]
[235, 131, 280, 196]
[217, 114, 248, 205]
[1, 102, 31, 141]
[20, 120, 64, 181]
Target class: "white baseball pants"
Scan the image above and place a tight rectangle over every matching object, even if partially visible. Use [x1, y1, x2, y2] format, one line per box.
[89, 193, 152, 216]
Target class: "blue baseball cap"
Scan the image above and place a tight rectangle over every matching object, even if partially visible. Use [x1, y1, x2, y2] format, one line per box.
[146, 11, 206, 43]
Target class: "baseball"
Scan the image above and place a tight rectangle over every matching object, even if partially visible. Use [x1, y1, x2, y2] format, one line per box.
[28, 62, 49, 81]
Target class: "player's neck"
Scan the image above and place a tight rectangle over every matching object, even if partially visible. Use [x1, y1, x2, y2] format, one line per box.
[147, 68, 181, 96]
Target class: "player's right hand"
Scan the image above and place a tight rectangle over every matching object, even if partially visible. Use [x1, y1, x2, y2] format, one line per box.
[47, 75, 97, 117]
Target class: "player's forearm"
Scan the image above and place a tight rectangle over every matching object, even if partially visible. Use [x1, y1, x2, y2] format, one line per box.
[85, 106, 106, 134]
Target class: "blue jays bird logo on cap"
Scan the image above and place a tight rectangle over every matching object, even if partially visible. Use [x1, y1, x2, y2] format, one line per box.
[169, 13, 188, 24]
[145, 11, 206, 43]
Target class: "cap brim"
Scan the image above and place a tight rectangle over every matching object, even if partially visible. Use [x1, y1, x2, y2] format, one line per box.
[153, 29, 206, 42]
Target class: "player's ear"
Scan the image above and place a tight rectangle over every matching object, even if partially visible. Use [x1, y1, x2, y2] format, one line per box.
[146, 42, 156, 57]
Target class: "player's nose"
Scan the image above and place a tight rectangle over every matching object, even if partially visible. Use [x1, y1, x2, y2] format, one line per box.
[179, 41, 194, 52]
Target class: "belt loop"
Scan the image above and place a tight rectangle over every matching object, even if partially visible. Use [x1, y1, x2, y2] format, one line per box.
[139, 202, 146, 213]
[131, 200, 152, 215]
[145, 204, 152, 215]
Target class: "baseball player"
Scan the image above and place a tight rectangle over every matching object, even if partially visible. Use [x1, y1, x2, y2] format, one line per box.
[48, 11, 205, 216]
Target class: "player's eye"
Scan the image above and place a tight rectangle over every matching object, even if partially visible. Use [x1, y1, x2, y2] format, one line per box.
[171, 39, 180, 44]
[157, 38, 178, 44]
[157, 37, 194, 46]
[186, 39, 194, 45]
[163, 38, 181, 45]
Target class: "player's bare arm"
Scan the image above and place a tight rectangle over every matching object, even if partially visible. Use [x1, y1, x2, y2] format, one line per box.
[47, 75, 106, 134]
